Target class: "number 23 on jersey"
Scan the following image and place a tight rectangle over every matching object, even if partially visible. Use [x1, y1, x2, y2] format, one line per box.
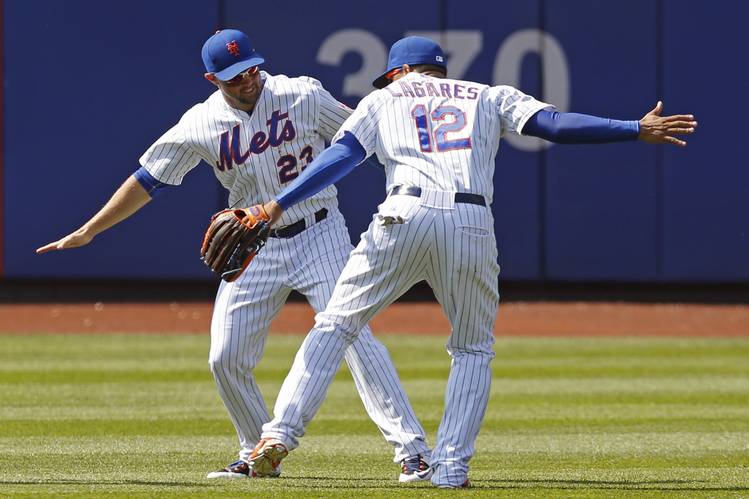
[277, 145, 314, 184]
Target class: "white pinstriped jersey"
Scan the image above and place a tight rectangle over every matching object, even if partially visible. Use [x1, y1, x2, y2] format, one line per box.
[334, 72, 551, 205]
[140, 72, 352, 226]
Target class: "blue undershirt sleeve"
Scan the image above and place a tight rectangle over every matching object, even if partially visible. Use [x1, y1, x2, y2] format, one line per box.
[133, 166, 173, 197]
[523, 109, 640, 144]
[275, 132, 367, 210]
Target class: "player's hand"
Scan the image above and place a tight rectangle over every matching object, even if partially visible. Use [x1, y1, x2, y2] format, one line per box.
[36, 228, 94, 254]
[638, 101, 697, 147]
[262, 200, 284, 224]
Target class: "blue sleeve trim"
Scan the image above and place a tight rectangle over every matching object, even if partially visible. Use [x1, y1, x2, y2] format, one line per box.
[133, 166, 172, 197]
[276, 132, 366, 210]
[523, 109, 640, 144]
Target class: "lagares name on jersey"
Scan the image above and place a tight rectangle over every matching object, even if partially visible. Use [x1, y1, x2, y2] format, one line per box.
[216, 110, 297, 171]
[386, 81, 480, 100]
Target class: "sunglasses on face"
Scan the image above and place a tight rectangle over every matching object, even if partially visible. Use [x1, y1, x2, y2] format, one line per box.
[222, 65, 260, 85]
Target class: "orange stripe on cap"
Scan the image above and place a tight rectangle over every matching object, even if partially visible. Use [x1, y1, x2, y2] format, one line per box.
[385, 67, 402, 80]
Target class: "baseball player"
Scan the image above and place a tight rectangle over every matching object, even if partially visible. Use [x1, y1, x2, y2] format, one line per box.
[244, 36, 697, 488]
[36, 29, 432, 481]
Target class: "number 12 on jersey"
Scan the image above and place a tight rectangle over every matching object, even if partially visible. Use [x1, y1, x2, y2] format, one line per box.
[411, 105, 472, 153]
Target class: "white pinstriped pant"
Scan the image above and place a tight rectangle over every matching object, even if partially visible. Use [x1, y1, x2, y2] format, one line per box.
[263, 191, 499, 487]
[209, 207, 429, 463]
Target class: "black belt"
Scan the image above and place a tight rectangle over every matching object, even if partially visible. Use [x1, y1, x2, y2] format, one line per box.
[388, 186, 486, 206]
[269, 208, 328, 238]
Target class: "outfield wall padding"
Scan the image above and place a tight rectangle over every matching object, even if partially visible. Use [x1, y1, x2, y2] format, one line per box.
[3, 0, 747, 282]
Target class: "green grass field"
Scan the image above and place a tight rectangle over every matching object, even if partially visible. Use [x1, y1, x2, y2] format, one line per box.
[1, 333, 748, 498]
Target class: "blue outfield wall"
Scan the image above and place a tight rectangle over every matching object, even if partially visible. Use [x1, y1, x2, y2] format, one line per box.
[4, 0, 221, 279]
[2, 0, 747, 282]
[543, 0, 660, 281]
[660, 3, 749, 281]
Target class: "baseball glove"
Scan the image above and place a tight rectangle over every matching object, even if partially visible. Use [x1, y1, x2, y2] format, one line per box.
[200, 205, 271, 282]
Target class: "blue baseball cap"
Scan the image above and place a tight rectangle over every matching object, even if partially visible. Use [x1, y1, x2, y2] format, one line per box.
[373, 36, 446, 89]
[201, 29, 265, 81]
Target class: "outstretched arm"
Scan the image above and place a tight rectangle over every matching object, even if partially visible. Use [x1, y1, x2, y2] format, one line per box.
[264, 132, 367, 222]
[36, 175, 153, 253]
[523, 101, 696, 146]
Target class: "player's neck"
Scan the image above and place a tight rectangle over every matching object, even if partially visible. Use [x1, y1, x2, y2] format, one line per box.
[231, 100, 256, 114]
[393, 70, 445, 83]
[221, 79, 265, 114]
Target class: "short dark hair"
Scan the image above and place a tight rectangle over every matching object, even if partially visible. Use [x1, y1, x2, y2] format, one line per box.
[410, 64, 447, 77]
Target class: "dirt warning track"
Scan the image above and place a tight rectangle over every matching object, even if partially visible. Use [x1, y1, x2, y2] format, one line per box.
[0, 302, 747, 336]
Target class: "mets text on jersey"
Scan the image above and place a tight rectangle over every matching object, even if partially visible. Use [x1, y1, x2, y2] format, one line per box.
[216, 110, 296, 171]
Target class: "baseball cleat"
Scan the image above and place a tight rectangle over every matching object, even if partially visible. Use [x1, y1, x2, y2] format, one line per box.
[249, 438, 289, 477]
[206, 459, 280, 479]
[399, 454, 433, 483]
[437, 479, 472, 489]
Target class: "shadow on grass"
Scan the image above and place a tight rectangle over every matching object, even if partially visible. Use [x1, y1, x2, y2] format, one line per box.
[0, 479, 213, 488]
[3, 477, 748, 492]
[277, 476, 749, 492]
[475, 478, 748, 492]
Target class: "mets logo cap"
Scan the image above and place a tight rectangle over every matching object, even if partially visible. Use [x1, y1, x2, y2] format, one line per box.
[201, 29, 265, 81]
[372, 36, 446, 89]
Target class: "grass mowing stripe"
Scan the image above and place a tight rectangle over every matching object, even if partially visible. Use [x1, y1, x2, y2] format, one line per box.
[4, 402, 748, 421]
[4, 355, 746, 371]
[2, 416, 747, 438]
[2, 432, 748, 457]
[4, 366, 749, 384]
[3, 334, 748, 359]
[3, 435, 746, 470]
[4, 379, 746, 407]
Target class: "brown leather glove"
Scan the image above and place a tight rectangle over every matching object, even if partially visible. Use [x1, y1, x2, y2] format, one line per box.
[200, 205, 271, 282]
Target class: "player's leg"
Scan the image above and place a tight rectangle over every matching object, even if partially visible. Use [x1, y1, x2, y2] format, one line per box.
[259, 201, 433, 460]
[425, 205, 499, 488]
[207, 251, 291, 477]
[289, 210, 430, 465]
[345, 338, 431, 465]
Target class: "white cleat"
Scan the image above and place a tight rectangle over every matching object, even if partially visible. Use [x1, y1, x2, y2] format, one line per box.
[399, 455, 433, 483]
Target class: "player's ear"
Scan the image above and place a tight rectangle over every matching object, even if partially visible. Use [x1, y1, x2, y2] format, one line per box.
[401, 64, 412, 75]
[204, 73, 219, 86]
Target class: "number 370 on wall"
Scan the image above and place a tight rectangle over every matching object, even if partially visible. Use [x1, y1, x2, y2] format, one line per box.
[317, 29, 570, 152]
